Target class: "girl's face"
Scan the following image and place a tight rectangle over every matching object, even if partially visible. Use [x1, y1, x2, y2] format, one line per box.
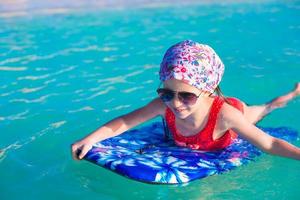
[160, 79, 208, 119]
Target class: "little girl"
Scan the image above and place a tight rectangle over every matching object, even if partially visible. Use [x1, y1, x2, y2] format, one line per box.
[71, 40, 300, 160]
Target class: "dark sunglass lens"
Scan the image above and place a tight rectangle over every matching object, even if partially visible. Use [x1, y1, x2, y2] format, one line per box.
[157, 89, 174, 102]
[178, 92, 198, 104]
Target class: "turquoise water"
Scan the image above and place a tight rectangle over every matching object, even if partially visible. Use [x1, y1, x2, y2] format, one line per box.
[1, 1, 300, 199]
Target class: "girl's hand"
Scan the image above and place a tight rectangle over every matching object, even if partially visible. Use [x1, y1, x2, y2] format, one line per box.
[71, 140, 93, 160]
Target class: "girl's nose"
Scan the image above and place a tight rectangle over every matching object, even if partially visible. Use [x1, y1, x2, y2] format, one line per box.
[170, 95, 182, 107]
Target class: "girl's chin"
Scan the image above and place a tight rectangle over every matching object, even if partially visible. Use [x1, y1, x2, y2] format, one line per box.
[173, 109, 190, 119]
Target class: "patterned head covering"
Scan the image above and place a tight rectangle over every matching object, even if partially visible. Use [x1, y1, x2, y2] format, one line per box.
[159, 40, 224, 93]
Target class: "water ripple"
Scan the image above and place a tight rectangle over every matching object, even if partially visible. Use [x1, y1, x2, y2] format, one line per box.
[50, 121, 67, 128]
[0, 90, 15, 97]
[0, 45, 117, 65]
[44, 78, 57, 85]
[9, 94, 58, 104]
[86, 86, 115, 100]
[103, 104, 131, 113]
[97, 76, 126, 86]
[0, 120, 66, 162]
[0, 110, 30, 121]
[142, 80, 154, 84]
[283, 48, 300, 57]
[96, 70, 144, 87]
[0, 66, 28, 71]
[68, 106, 94, 113]
[18, 74, 50, 81]
[72, 86, 115, 102]
[0, 56, 29, 65]
[18, 66, 76, 81]
[19, 86, 45, 93]
[122, 86, 144, 93]
[103, 57, 116, 62]
[81, 72, 102, 78]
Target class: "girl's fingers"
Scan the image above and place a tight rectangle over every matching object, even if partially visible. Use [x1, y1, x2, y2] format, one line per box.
[71, 143, 82, 160]
[78, 145, 91, 160]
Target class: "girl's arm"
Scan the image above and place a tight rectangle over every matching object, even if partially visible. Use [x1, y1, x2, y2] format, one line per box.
[221, 104, 300, 160]
[71, 98, 165, 160]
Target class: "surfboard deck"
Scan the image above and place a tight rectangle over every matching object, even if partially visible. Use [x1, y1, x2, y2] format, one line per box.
[83, 122, 298, 184]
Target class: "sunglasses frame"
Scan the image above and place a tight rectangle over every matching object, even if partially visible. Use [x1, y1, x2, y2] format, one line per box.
[156, 88, 202, 105]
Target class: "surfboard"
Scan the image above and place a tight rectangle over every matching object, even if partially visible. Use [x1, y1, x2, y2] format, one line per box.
[83, 121, 298, 184]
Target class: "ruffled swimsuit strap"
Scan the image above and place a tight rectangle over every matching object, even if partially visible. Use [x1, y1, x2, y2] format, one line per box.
[205, 96, 225, 136]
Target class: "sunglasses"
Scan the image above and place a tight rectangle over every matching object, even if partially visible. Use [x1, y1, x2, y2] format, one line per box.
[156, 88, 202, 105]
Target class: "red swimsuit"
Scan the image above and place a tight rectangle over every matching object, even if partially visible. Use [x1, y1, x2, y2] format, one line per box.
[165, 97, 244, 151]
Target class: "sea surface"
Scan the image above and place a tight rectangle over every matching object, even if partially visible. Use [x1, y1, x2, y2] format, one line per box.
[1, 1, 300, 199]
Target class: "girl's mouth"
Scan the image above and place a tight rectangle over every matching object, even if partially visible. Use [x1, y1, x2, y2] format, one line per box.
[174, 108, 186, 113]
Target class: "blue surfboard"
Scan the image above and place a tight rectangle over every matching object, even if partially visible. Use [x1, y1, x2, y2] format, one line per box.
[83, 121, 298, 184]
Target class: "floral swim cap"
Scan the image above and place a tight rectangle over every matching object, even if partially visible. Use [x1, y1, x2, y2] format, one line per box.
[159, 40, 224, 93]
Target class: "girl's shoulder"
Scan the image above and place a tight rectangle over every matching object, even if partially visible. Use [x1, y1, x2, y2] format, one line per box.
[224, 97, 245, 113]
[218, 98, 247, 129]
